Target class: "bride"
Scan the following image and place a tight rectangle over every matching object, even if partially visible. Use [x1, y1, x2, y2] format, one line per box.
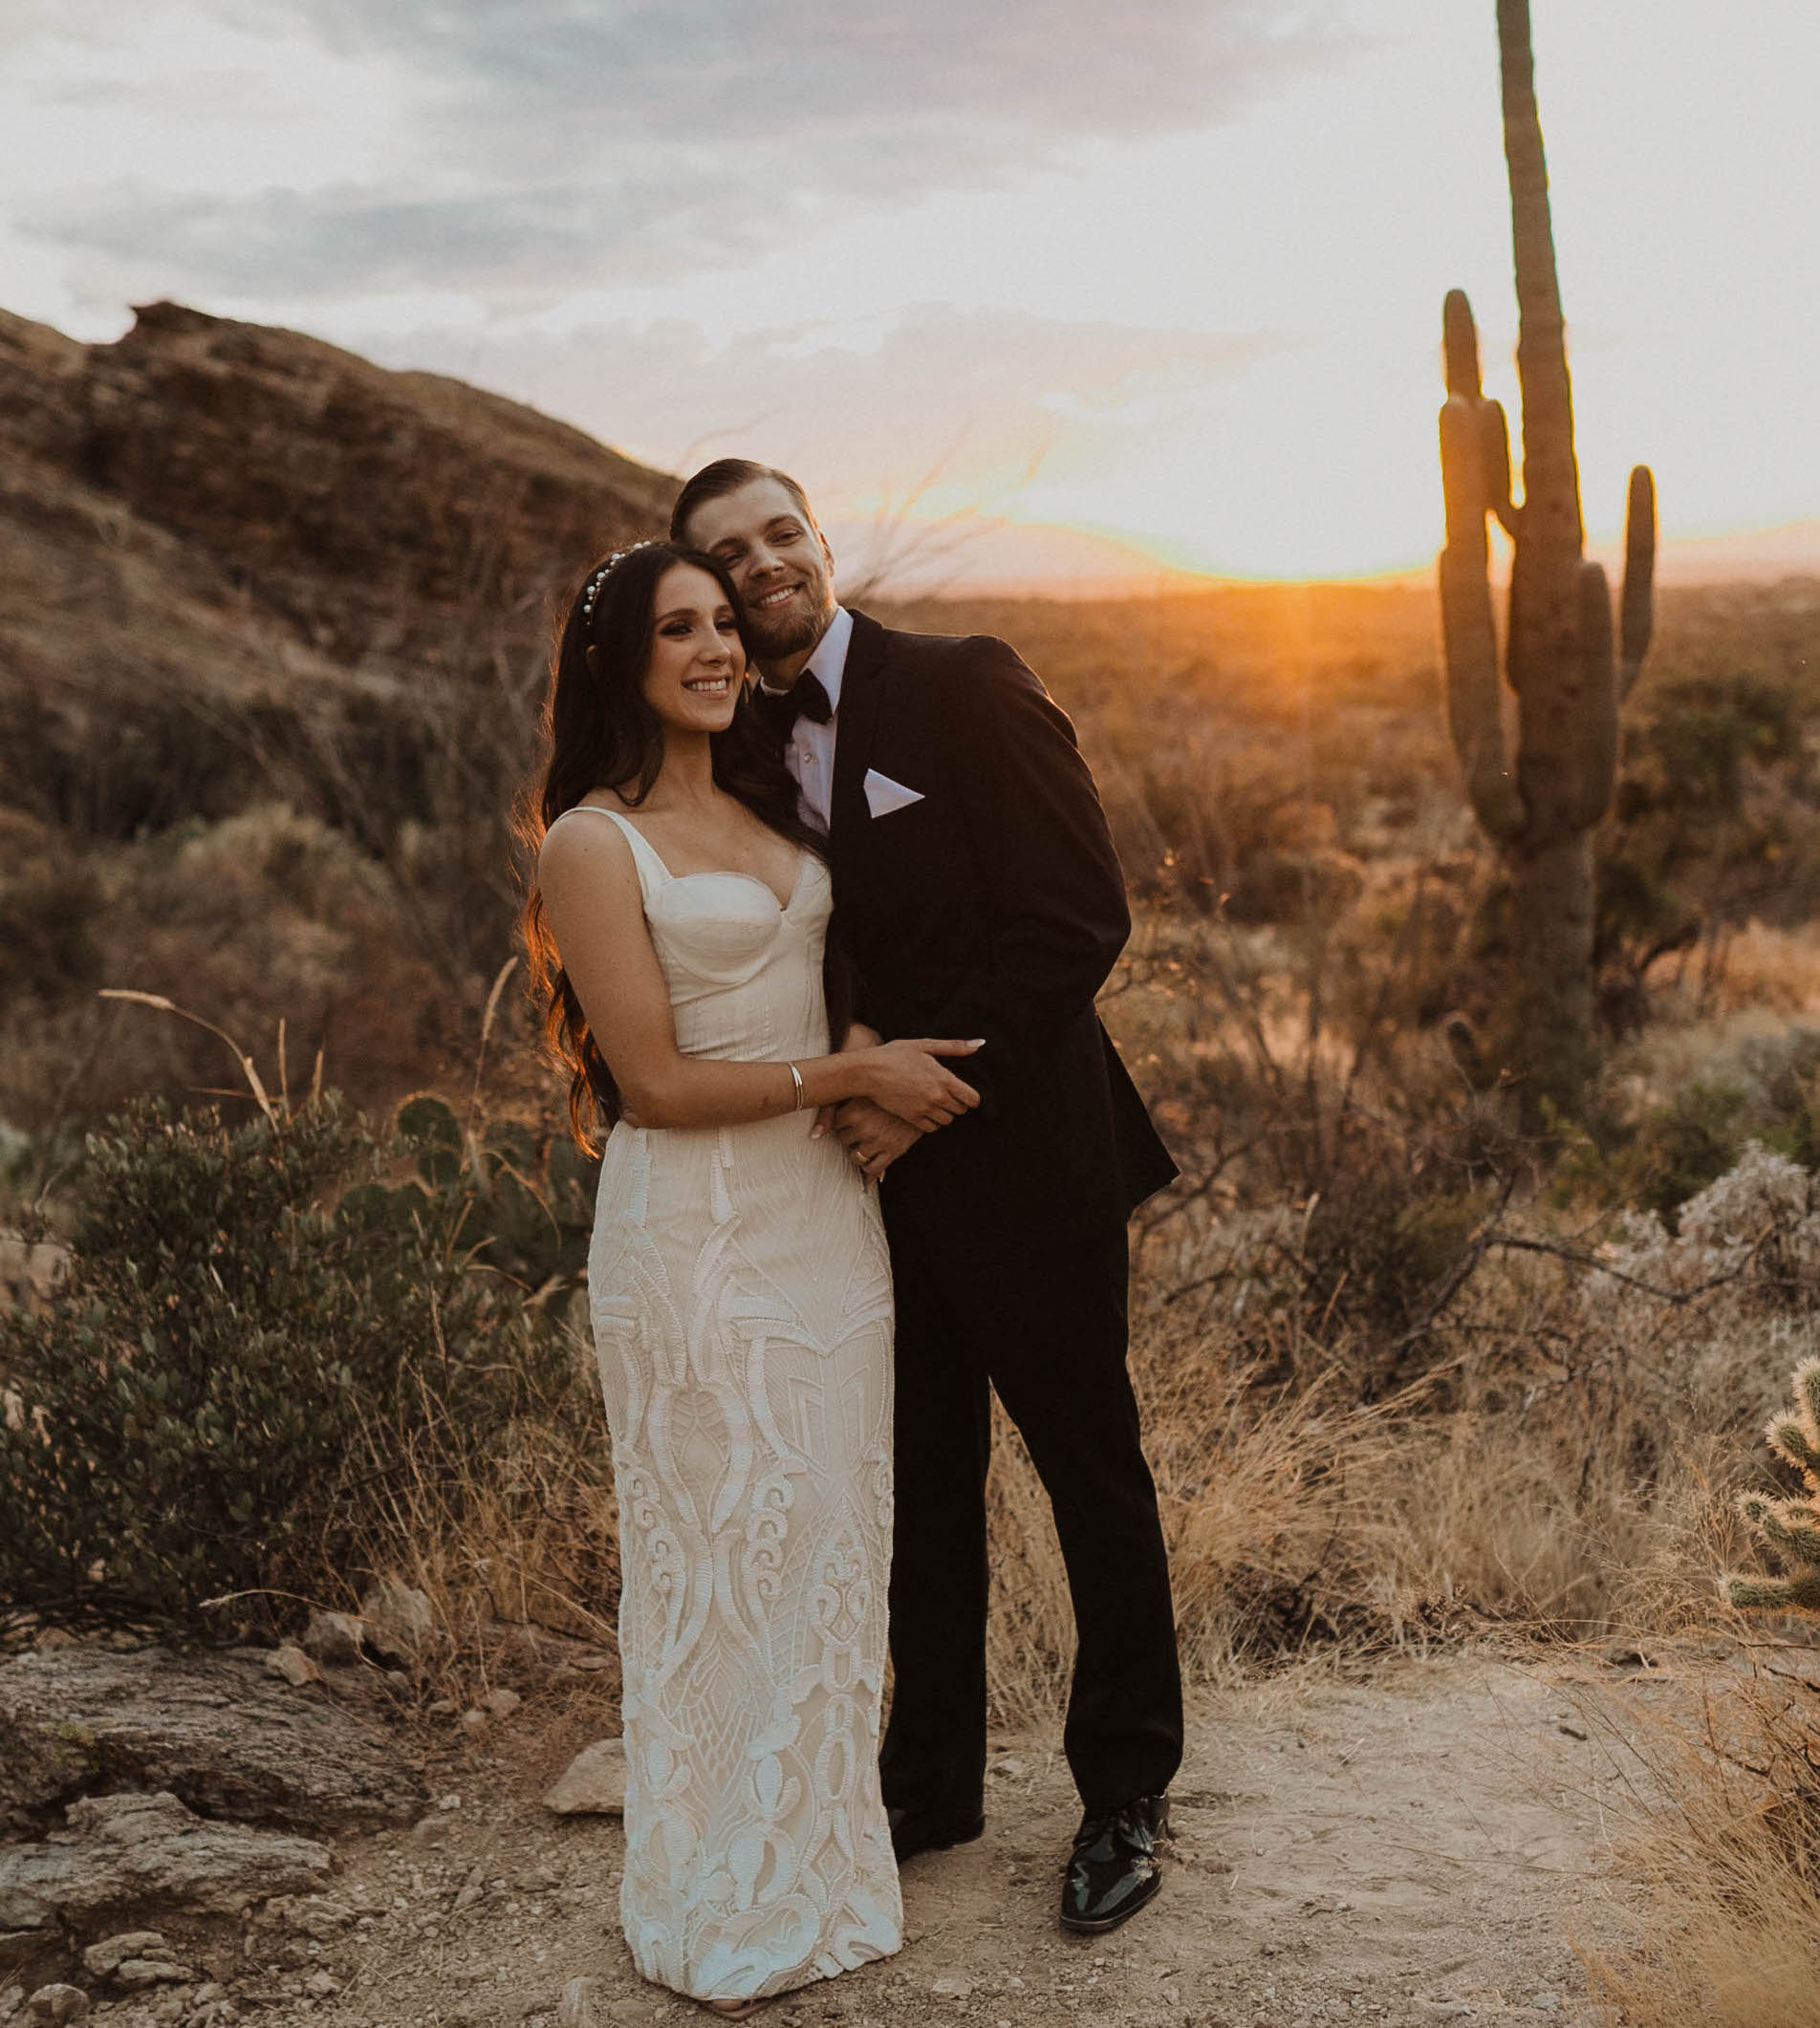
[522, 540, 982, 2015]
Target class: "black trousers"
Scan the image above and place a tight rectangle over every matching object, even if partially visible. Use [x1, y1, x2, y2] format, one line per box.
[877, 1220, 1183, 1817]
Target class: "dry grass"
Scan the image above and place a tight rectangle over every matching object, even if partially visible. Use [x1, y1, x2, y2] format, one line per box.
[0, 803, 473, 1133]
[327, 1241, 1774, 1734]
[980, 1254, 1775, 1733]
[321, 1334, 623, 1707]
[1707, 919, 1820, 1015]
[1579, 1663, 1820, 2028]
[982, 1320, 1398, 1729]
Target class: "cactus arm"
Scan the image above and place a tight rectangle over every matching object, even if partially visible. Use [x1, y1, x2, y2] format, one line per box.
[1758, 1507, 1820, 1567]
[1617, 464, 1657, 701]
[1442, 288, 1483, 399]
[1799, 1357, 1820, 1437]
[1482, 399, 1519, 539]
[1440, 392, 1524, 845]
[1441, 543, 1523, 845]
[1728, 1573, 1820, 1613]
[1766, 1415, 1820, 1482]
[1563, 560, 1617, 831]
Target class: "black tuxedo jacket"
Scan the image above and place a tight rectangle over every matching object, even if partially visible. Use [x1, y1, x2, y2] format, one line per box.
[823, 611, 1177, 1241]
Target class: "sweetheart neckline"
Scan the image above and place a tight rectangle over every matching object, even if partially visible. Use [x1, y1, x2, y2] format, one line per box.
[555, 804, 819, 914]
[654, 856, 820, 917]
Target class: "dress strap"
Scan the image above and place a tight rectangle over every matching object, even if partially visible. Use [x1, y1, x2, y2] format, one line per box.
[547, 806, 673, 901]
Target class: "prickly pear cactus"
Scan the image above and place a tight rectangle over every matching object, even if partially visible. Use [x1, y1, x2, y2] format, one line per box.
[1438, 0, 1657, 1119]
[1728, 1358, 1820, 1615]
[354, 1092, 597, 1302]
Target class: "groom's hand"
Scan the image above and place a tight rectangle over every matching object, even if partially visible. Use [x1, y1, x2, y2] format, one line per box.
[832, 1098, 922, 1181]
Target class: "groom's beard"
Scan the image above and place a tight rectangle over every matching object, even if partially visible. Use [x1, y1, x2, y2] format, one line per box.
[744, 586, 836, 665]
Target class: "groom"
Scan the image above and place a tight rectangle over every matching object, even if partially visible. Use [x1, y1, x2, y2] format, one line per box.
[671, 461, 1183, 1934]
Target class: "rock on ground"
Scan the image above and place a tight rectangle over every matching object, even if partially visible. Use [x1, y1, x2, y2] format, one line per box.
[356, 1582, 435, 1671]
[262, 1647, 321, 1690]
[0, 1791, 330, 1933]
[23, 1985, 86, 2022]
[76, 1927, 193, 1994]
[542, 1741, 624, 1818]
[300, 1614, 367, 1670]
[0, 1646, 423, 1832]
[81, 1931, 167, 1978]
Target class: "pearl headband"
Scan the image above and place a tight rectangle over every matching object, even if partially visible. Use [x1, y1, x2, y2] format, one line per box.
[579, 541, 656, 625]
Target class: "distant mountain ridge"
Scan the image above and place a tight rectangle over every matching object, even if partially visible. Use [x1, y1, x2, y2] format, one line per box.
[0, 299, 676, 836]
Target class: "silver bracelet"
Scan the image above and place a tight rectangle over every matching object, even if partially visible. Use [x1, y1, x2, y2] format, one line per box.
[788, 1062, 806, 1111]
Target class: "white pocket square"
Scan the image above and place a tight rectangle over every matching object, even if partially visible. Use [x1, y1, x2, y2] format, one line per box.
[863, 769, 925, 818]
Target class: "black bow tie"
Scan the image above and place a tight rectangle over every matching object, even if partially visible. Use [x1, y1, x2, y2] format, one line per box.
[753, 672, 834, 734]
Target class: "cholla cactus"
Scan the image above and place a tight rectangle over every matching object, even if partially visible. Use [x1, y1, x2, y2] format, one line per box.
[1729, 1358, 1820, 1613]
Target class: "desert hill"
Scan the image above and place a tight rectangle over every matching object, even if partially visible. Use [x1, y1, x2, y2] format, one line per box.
[0, 303, 684, 1117]
[0, 300, 676, 841]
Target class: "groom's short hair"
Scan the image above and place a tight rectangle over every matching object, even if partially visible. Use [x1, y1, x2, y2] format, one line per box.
[670, 459, 819, 546]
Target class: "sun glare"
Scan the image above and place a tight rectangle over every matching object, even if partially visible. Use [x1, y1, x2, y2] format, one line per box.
[1018, 341, 1445, 582]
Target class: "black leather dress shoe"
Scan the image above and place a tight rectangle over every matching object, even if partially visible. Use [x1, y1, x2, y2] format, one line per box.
[1058, 1794, 1170, 1932]
[887, 1803, 986, 1863]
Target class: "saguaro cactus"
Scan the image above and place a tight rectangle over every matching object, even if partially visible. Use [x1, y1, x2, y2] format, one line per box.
[1439, 0, 1656, 1118]
[1727, 1358, 1820, 1616]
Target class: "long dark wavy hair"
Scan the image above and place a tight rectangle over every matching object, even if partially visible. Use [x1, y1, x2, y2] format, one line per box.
[516, 540, 844, 1150]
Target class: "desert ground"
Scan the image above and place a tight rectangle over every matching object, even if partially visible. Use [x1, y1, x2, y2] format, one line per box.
[7, 1642, 1723, 2028]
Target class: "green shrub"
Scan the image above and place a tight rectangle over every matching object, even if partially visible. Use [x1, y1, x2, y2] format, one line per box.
[1555, 1079, 1747, 1223]
[1301, 1173, 1496, 1370]
[1560, 1032, 1820, 1223]
[0, 1093, 596, 1637]
[359, 1093, 597, 1302]
[1631, 1080, 1754, 1222]
[1624, 676, 1798, 828]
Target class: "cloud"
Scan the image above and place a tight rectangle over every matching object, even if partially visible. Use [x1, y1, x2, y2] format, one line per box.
[230, 0, 1345, 152]
[11, 0, 1355, 306]
[24, 178, 733, 300]
[356, 299, 1286, 518]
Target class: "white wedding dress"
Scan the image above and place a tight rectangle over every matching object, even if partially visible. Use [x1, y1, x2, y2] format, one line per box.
[559, 807, 902, 2005]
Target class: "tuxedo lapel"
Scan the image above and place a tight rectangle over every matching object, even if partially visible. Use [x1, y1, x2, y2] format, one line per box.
[831, 609, 889, 852]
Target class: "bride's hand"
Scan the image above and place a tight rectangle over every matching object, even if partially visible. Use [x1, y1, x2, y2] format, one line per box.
[858, 1038, 984, 1133]
[813, 1022, 882, 1140]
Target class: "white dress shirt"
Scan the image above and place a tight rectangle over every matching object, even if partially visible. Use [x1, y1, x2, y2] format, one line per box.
[759, 604, 852, 831]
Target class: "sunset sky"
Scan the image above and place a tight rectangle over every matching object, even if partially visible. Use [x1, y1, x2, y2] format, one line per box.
[4, 1, 1816, 586]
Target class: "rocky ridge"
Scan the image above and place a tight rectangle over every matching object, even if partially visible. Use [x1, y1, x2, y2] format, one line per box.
[0, 300, 675, 840]
[0, 301, 681, 1111]
[0, 1618, 628, 2028]
[0, 1646, 428, 1837]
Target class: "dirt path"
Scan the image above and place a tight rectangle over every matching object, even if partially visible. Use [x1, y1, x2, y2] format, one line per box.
[199, 1651, 1659, 2028]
